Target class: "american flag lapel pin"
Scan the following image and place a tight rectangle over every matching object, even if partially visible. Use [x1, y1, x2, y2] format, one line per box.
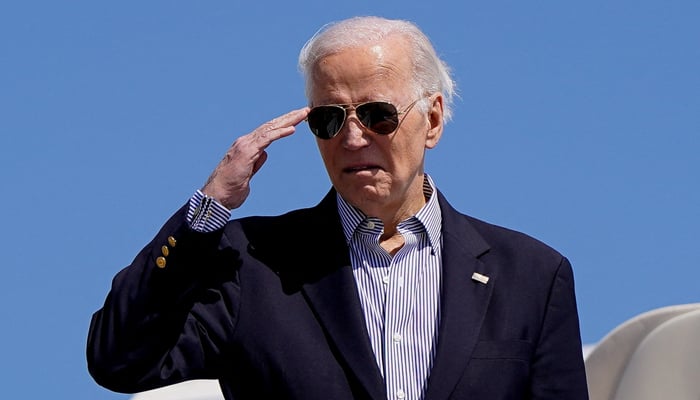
[471, 272, 490, 285]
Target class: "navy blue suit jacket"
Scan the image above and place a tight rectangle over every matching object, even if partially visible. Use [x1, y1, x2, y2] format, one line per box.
[88, 190, 588, 399]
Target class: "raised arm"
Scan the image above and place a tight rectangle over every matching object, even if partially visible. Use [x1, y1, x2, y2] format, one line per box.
[87, 108, 309, 393]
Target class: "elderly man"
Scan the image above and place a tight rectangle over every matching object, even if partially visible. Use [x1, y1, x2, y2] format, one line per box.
[88, 16, 589, 400]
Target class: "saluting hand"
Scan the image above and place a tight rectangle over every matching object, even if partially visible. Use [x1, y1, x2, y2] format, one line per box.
[202, 107, 310, 210]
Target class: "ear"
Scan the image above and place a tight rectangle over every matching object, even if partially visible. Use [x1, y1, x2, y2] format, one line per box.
[425, 94, 444, 149]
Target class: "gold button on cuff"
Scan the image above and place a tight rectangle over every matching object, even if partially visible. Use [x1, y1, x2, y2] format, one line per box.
[161, 245, 170, 257]
[167, 236, 177, 247]
[156, 256, 167, 268]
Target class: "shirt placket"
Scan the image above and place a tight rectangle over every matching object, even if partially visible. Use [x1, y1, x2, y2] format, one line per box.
[384, 229, 419, 400]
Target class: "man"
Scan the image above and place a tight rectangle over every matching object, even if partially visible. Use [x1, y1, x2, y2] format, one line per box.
[88, 16, 589, 400]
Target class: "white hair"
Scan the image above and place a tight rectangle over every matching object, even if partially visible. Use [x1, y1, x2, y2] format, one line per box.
[298, 16, 457, 122]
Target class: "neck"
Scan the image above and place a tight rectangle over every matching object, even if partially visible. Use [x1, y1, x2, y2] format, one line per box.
[379, 231, 405, 256]
[371, 180, 427, 238]
[375, 189, 426, 256]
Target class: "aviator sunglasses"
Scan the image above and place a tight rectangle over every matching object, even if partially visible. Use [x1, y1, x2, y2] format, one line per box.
[307, 98, 422, 139]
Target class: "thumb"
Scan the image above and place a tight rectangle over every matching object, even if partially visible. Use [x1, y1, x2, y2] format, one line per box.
[251, 150, 268, 175]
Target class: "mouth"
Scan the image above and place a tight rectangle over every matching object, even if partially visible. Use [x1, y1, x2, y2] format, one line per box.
[343, 164, 382, 173]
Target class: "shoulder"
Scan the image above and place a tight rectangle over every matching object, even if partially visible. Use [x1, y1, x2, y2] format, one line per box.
[218, 191, 346, 286]
[467, 214, 563, 262]
[220, 189, 343, 254]
[440, 197, 577, 322]
[438, 191, 567, 277]
[230, 197, 336, 239]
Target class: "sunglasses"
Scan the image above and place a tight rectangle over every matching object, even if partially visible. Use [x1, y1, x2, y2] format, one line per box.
[307, 98, 422, 139]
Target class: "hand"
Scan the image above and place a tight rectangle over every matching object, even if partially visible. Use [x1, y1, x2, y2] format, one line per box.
[202, 107, 309, 210]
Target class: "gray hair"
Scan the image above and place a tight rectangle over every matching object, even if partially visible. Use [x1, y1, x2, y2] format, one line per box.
[298, 16, 456, 122]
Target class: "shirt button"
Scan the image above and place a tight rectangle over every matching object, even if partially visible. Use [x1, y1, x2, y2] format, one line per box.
[382, 275, 390, 284]
[392, 332, 402, 343]
[396, 389, 406, 399]
[367, 221, 375, 229]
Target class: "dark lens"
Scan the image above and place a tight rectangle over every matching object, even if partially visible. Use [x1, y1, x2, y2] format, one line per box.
[357, 102, 399, 135]
[307, 106, 345, 139]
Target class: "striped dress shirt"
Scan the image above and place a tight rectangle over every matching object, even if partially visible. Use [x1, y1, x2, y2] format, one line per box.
[187, 190, 231, 232]
[337, 175, 443, 400]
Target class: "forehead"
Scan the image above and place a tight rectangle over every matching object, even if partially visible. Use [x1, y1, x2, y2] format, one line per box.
[308, 36, 414, 104]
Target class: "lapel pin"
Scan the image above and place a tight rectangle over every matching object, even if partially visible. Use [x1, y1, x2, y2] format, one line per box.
[471, 272, 490, 284]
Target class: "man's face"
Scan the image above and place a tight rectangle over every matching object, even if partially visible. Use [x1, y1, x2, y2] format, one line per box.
[309, 35, 443, 219]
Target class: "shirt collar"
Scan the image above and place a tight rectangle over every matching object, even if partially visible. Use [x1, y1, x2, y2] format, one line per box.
[336, 174, 442, 250]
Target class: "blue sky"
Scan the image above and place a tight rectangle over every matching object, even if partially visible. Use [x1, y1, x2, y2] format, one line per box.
[1, 1, 698, 398]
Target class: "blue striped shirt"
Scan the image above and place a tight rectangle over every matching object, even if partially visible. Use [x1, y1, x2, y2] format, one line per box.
[337, 175, 443, 400]
[187, 190, 232, 232]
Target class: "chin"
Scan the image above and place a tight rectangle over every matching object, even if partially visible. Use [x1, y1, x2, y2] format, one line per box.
[343, 186, 393, 209]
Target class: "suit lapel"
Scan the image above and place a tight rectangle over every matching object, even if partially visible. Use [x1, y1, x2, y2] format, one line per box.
[424, 193, 495, 400]
[299, 191, 387, 400]
[302, 267, 387, 400]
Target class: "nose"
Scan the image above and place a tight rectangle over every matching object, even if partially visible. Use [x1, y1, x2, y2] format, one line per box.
[340, 113, 371, 150]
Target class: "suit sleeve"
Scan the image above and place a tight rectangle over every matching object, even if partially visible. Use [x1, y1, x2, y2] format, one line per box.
[87, 204, 240, 393]
[530, 257, 589, 399]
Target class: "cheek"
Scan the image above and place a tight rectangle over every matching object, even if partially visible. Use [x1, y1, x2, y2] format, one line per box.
[316, 142, 339, 171]
[315, 140, 330, 159]
[393, 135, 426, 161]
[398, 115, 431, 149]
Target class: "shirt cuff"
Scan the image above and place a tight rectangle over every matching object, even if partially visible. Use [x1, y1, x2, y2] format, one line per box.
[186, 190, 231, 232]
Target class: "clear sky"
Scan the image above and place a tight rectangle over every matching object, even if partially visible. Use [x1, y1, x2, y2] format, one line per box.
[1, 1, 698, 398]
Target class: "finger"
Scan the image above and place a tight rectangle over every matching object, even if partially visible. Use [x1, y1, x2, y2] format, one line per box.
[267, 107, 310, 128]
[254, 107, 310, 146]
